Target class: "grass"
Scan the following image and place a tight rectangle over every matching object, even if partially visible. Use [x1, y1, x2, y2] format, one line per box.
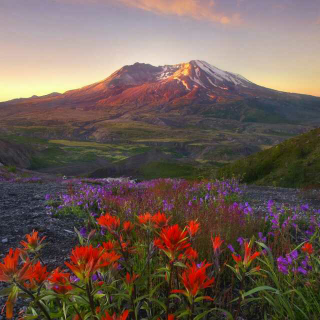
[139, 161, 200, 180]
[217, 128, 320, 188]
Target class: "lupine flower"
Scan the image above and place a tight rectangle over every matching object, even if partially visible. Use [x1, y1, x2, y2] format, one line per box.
[277, 257, 289, 274]
[20, 230, 46, 253]
[65, 245, 120, 281]
[0, 248, 32, 283]
[154, 224, 190, 261]
[97, 213, 120, 232]
[172, 262, 214, 299]
[227, 244, 235, 253]
[48, 268, 73, 294]
[79, 227, 87, 237]
[186, 220, 200, 237]
[101, 310, 129, 320]
[211, 235, 223, 254]
[237, 237, 244, 246]
[302, 242, 313, 254]
[152, 212, 170, 228]
[258, 232, 267, 243]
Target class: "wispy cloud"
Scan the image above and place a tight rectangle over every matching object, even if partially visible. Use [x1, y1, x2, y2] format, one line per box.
[56, 0, 241, 25]
[117, 0, 240, 25]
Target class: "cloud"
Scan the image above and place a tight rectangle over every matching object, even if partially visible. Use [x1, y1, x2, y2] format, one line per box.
[317, 17, 320, 25]
[54, 0, 241, 25]
[116, 0, 240, 25]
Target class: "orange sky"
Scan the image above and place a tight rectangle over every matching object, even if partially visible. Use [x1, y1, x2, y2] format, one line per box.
[0, 0, 319, 101]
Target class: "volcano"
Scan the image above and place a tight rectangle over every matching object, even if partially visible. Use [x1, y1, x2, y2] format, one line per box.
[0, 60, 320, 174]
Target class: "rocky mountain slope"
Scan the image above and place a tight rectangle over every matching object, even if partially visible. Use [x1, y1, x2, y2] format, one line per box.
[1, 60, 319, 175]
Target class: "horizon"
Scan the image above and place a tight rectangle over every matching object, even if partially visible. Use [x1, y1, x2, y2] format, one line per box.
[1, 0, 320, 102]
[1, 59, 320, 102]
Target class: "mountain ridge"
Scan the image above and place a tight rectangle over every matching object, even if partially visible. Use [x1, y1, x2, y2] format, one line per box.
[0, 60, 319, 176]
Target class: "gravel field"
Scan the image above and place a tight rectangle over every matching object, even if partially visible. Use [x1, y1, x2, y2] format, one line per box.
[0, 181, 319, 319]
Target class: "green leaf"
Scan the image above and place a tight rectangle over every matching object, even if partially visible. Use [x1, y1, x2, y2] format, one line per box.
[173, 261, 187, 268]
[148, 297, 167, 311]
[243, 285, 278, 298]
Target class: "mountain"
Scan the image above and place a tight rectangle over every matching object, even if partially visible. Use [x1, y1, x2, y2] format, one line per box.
[0, 60, 319, 176]
[217, 128, 320, 188]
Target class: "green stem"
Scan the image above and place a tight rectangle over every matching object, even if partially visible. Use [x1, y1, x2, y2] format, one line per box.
[189, 297, 194, 320]
[86, 281, 96, 317]
[166, 262, 174, 320]
[15, 282, 52, 320]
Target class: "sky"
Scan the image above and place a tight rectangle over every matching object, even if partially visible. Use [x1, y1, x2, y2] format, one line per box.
[0, 0, 320, 101]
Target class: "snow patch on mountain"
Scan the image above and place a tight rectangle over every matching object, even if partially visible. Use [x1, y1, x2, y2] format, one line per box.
[194, 60, 251, 87]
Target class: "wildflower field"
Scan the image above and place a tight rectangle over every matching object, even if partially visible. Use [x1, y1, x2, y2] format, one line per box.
[1, 178, 320, 319]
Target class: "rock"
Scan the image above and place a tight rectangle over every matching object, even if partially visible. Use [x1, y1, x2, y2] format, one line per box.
[1, 238, 8, 243]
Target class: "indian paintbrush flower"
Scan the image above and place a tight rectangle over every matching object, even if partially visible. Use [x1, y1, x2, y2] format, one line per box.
[154, 224, 190, 261]
[65, 245, 120, 281]
[172, 261, 214, 300]
[101, 310, 129, 320]
[97, 213, 120, 232]
[186, 220, 200, 237]
[20, 230, 46, 253]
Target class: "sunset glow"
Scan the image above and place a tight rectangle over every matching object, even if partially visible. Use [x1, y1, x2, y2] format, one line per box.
[0, 0, 319, 101]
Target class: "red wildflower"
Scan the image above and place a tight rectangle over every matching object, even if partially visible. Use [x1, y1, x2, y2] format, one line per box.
[102, 240, 115, 251]
[154, 224, 190, 261]
[125, 272, 139, 284]
[0, 249, 32, 283]
[179, 247, 198, 261]
[117, 235, 135, 254]
[25, 261, 49, 289]
[232, 254, 242, 263]
[101, 310, 129, 320]
[123, 221, 133, 232]
[48, 268, 72, 294]
[302, 242, 313, 254]
[186, 220, 200, 237]
[211, 235, 223, 254]
[65, 245, 120, 281]
[244, 241, 260, 266]
[137, 213, 152, 225]
[157, 315, 175, 320]
[20, 230, 46, 252]
[5, 286, 19, 319]
[97, 213, 120, 232]
[232, 241, 260, 269]
[152, 212, 170, 228]
[172, 262, 214, 298]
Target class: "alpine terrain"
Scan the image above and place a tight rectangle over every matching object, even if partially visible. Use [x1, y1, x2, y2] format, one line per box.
[1, 60, 320, 178]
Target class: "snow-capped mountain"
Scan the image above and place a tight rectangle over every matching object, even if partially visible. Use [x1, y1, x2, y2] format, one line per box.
[61, 60, 260, 106]
[1, 60, 320, 128]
